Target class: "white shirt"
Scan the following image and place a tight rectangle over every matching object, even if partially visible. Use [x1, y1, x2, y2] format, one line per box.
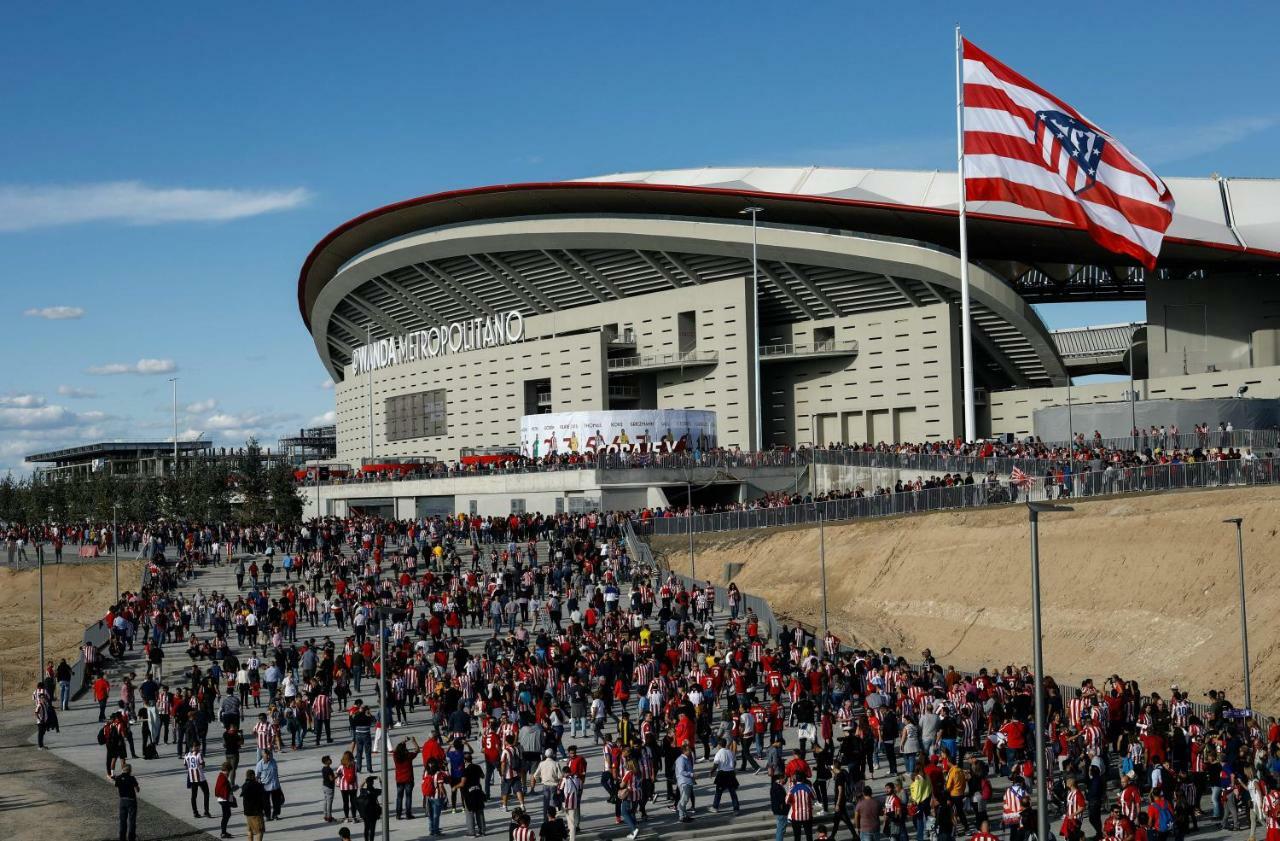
[712, 746, 736, 772]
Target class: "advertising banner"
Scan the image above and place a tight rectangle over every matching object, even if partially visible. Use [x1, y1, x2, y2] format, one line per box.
[520, 409, 717, 457]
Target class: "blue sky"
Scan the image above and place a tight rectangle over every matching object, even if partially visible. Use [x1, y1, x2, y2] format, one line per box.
[2, 1, 1277, 473]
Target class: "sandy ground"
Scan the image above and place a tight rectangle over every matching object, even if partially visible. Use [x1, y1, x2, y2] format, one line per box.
[654, 485, 1280, 713]
[0, 560, 143, 708]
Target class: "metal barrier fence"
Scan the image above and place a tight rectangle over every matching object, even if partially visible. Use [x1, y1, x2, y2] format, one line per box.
[305, 429, 1277, 488]
[622, 519, 779, 643]
[639, 456, 1280, 536]
[626, 520, 1263, 724]
[69, 560, 152, 700]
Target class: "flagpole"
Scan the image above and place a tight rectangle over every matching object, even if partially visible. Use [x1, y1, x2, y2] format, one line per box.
[955, 25, 977, 443]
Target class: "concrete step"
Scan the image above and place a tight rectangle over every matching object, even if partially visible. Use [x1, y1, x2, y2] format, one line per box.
[591, 808, 774, 841]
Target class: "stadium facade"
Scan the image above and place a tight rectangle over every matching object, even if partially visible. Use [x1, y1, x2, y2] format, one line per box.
[300, 167, 1280, 473]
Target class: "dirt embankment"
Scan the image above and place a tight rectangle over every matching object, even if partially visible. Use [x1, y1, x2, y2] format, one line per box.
[653, 486, 1280, 712]
[0, 561, 143, 707]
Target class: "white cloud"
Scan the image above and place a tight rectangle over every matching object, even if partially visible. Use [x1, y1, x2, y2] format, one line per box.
[0, 405, 75, 429]
[320, 379, 334, 390]
[185, 398, 217, 414]
[87, 358, 178, 376]
[166, 428, 205, 443]
[24, 306, 84, 320]
[1127, 115, 1280, 165]
[0, 181, 312, 232]
[205, 410, 295, 431]
[0, 393, 46, 408]
[57, 385, 97, 399]
[308, 410, 337, 426]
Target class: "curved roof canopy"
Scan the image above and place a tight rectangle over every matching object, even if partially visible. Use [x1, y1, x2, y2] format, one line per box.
[300, 166, 1280, 330]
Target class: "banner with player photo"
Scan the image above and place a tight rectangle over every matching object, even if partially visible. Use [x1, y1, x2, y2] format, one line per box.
[519, 409, 717, 457]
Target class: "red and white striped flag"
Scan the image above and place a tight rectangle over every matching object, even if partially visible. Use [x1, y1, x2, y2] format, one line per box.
[1010, 466, 1033, 488]
[961, 38, 1174, 270]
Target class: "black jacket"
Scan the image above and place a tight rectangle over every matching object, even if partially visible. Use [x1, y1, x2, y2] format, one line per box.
[241, 780, 267, 817]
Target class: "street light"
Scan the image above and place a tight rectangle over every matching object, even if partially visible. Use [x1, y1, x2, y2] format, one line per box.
[375, 605, 407, 841]
[818, 510, 829, 639]
[168, 377, 179, 473]
[1027, 500, 1073, 841]
[1223, 517, 1252, 712]
[112, 503, 121, 602]
[741, 205, 764, 453]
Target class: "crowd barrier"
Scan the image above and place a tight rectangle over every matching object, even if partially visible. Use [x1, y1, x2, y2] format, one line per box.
[638, 456, 1280, 536]
[302, 428, 1278, 489]
[623, 519, 779, 644]
[69, 560, 152, 700]
[624, 517, 1266, 725]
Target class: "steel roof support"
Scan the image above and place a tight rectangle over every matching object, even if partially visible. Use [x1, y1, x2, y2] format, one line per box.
[468, 254, 549, 314]
[485, 252, 557, 312]
[412, 263, 486, 320]
[780, 261, 841, 318]
[541, 250, 606, 302]
[635, 250, 685, 289]
[564, 250, 626, 299]
[757, 261, 819, 320]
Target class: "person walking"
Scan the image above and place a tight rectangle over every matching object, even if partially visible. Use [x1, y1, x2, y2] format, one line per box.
[186, 745, 213, 818]
[241, 769, 267, 841]
[711, 738, 741, 813]
[255, 749, 283, 820]
[214, 759, 238, 839]
[675, 742, 696, 823]
[788, 771, 818, 841]
[356, 776, 381, 841]
[337, 751, 359, 822]
[113, 763, 140, 841]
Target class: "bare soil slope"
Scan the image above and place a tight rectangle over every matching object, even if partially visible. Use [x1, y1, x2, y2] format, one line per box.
[0, 561, 142, 707]
[654, 486, 1280, 711]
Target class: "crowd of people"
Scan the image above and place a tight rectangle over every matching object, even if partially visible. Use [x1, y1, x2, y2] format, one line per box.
[22, 510, 1280, 841]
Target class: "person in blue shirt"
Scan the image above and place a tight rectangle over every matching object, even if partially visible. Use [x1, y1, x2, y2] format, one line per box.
[254, 749, 283, 820]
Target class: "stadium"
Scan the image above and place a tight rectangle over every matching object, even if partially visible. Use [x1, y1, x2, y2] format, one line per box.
[301, 166, 1280, 478]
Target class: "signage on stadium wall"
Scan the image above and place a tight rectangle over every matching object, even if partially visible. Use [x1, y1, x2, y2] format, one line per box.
[351, 310, 524, 375]
[519, 409, 717, 457]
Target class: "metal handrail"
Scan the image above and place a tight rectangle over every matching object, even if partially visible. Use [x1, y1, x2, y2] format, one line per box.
[759, 339, 858, 358]
[606, 350, 719, 371]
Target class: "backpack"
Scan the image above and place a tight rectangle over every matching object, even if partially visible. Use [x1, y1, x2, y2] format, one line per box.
[1154, 802, 1175, 832]
[97, 725, 108, 745]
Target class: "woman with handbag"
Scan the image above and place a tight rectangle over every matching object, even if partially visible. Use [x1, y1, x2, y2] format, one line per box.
[214, 760, 238, 839]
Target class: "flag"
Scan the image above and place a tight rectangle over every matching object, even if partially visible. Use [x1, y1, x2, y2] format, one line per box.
[961, 38, 1175, 270]
[1010, 466, 1033, 488]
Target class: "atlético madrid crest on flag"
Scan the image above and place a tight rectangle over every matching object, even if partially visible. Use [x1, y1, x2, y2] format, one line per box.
[1033, 110, 1104, 195]
[960, 37, 1174, 270]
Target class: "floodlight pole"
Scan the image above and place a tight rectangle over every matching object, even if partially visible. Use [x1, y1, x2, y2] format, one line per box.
[819, 511, 829, 639]
[113, 503, 120, 602]
[1027, 500, 1072, 841]
[686, 479, 695, 580]
[367, 323, 376, 464]
[742, 206, 764, 452]
[1223, 517, 1252, 711]
[169, 377, 179, 473]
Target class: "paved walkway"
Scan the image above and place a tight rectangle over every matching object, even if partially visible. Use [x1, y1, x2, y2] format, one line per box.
[29, 546, 1259, 841]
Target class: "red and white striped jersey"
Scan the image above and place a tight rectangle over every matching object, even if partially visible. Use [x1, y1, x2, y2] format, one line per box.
[1002, 785, 1026, 825]
[787, 782, 815, 822]
[185, 750, 206, 783]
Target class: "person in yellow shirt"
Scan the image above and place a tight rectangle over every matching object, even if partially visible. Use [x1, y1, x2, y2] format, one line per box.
[909, 767, 932, 840]
[943, 754, 970, 832]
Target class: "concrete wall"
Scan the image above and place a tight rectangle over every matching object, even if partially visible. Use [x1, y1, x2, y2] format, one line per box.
[768, 302, 961, 446]
[1033, 398, 1280, 443]
[989, 362, 1280, 439]
[1147, 272, 1280, 379]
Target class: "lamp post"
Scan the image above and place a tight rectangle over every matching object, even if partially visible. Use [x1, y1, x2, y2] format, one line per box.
[1027, 500, 1073, 841]
[367, 323, 376, 464]
[818, 511, 829, 638]
[685, 479, 695, 580]
[375, 605, 405, 841]
[39, 505, 53, 682]
[741, 206, 764, 453]
[112, 503, 120, 602]
[1223, 517, 1252, 711]
[1128, 325, 1138, 450]
[168, 377, 179, 474]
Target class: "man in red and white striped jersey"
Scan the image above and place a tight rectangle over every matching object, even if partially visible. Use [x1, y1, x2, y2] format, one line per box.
[788, 772, 817, 840]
